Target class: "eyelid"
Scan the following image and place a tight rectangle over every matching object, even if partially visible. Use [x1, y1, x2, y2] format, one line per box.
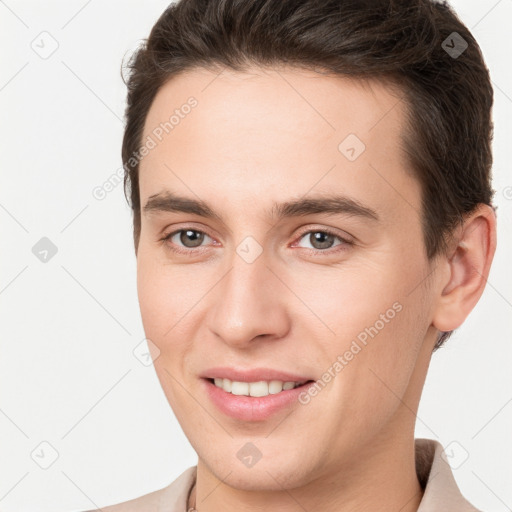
[161, 221, 215, 240]
[292, 225, 355, 245]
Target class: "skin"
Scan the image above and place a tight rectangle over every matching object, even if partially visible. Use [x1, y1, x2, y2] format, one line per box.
[134, 66, 496, 512]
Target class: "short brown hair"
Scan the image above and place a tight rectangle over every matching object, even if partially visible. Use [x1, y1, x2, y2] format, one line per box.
[121, 0, 494, 350]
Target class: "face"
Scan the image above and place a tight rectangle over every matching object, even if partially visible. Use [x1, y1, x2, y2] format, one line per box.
[136, 66, 441, 490]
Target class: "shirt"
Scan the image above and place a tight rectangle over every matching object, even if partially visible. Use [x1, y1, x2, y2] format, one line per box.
[91, 438, 481, 511]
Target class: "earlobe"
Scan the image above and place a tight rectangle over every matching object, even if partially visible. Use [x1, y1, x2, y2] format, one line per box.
[432, 204, 497, 333]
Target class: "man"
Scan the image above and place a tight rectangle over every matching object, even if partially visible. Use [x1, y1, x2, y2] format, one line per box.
[92, 0, 497, 510]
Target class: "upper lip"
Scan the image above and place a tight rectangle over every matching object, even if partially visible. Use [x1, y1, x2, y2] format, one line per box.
[200, 366, 314, 383]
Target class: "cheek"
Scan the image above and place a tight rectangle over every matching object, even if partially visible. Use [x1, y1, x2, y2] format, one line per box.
[136, 247, 210, 381]
[136, 252, 196, 416]
[300, 262, 428, 413]
[290, 262, 406, 347]
[136, 239, 188, 318]
[136, 248, 187, 348]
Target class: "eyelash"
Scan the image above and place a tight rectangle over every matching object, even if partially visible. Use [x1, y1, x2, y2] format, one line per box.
[159, 226, 354, 256]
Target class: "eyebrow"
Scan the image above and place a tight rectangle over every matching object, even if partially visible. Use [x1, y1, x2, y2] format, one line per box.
[143, 190, 379, 223]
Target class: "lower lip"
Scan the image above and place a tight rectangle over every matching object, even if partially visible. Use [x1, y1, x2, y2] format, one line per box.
[202, 378, 315, 421]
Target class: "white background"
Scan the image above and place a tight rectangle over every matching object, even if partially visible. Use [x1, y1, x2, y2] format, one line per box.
[0, 1, 511, 511]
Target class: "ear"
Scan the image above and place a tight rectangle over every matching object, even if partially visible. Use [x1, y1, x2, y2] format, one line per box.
[432, 204, 497, 333]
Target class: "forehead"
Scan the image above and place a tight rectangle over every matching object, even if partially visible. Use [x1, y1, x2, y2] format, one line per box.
[142, 65, 406, 148]
[139, 66, 417, 226]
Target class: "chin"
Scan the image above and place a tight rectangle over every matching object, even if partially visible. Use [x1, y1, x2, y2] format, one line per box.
[201, 450, 316, 491]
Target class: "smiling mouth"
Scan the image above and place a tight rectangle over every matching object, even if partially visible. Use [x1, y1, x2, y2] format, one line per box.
[206, 377, 315, 397]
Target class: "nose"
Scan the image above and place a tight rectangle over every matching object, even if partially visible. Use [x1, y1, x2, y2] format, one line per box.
[207, 250, 290, 349]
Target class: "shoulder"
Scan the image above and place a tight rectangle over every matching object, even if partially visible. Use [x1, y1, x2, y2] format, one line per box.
[82, 466, 197, 512]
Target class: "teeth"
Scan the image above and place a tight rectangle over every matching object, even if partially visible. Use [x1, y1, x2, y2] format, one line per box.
[212, 378, 306, 397]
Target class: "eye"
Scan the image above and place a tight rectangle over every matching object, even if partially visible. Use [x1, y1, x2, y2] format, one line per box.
[293, 228, 353, 253]
[161, 228, 214, 254]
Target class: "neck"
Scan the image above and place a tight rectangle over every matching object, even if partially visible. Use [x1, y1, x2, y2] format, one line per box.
[191, 434, 423, 512]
